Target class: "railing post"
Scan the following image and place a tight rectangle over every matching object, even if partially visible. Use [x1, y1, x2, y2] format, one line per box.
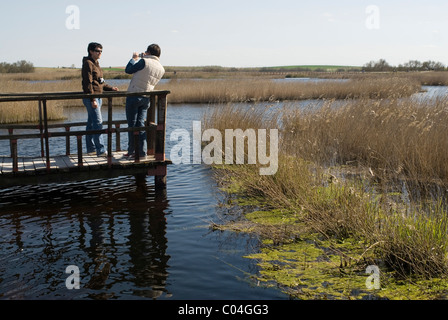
[107, 97, 113, 168]
[8, 128, 13, 157]
[65, 126, 71, 155]
[77, 135, 83, 167]
[42, 99, 51, 171]
[134, 131, 140, 163]
[147, 95, 156, 156]
[115, 123, 121, 152]
[38, 100, 44, 157]
[155, 94, 167, 161]
[11, 139, 18, 173]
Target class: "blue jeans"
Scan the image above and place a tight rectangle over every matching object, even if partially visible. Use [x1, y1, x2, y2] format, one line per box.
[126, 96, 150, 156]
[83, 98, 105, 155]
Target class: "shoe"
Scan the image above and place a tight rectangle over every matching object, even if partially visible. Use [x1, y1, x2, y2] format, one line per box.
[87, 151, 96, 156]
[124, 153, 134, 157]
[126, 153, 146, 161]
[97, 152, 108, 157]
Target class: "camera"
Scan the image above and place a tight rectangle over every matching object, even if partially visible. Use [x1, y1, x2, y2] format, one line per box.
[139, 53, 144, 58]
[98, 77, 105, 84]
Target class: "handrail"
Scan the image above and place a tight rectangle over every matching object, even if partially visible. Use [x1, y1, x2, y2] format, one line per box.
[0, 90, 170, 172]
[0, 120, 128, 130]
[0, 90, 171, 102]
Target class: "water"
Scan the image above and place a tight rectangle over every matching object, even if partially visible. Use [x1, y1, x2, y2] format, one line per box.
[2, 83, 446, 300]
[412, 85, 448, 101]
[0, 104, 288, 300]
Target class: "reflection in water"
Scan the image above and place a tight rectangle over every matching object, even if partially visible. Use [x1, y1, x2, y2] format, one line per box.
[0, 103, 292, 300]
[0, 175, 170, 299]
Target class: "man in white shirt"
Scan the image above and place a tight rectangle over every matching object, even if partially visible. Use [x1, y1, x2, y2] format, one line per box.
[125, 44, 165, 159]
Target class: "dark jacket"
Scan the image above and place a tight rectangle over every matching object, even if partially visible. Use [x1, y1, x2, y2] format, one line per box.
[82, 56, 114, 94]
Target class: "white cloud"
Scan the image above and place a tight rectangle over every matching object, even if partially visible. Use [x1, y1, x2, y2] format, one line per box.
[322, 12, 336, 22]
[134, 10, 151, 17]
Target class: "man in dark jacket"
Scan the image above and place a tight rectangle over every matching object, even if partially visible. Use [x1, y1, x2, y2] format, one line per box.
[82, 42, 118, 157]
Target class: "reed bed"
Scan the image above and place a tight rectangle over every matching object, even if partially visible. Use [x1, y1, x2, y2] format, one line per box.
[0, 78, 128, 124]
[321, 71, 448, 86]
[159, 76, 421, 104]
[0, 74, 421, 123]
[396, 71, 448, 86]
[204, 99, 448, 281]
[0, 68, 81, 81]
[0, 79, 79, 123]
[282, 96, 448, 189]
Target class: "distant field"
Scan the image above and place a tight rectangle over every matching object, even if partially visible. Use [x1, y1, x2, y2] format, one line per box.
[261, 65, 361, 71]
[34, 65, 361, 73]
[24, 65, 362, 81]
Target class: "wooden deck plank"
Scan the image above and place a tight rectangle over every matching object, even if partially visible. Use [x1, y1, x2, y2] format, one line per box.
[2, 157, 13, 173]
[33, 158, 47, 171]
[48, 158, 59, 169]
[83, 155, 101, 169]
[17, 158, 24, 172]
[68, 155, 82, 166]
[0, 152, 171, 182]
[53, 157, 70, 171]
[22, 158, 35, 172]
[60, 156, 77, 169]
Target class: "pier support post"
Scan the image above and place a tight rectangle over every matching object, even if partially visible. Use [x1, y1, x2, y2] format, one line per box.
[148, 164, 167, 188]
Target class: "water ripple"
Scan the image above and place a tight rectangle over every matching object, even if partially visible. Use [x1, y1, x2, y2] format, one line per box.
[0, 105, 286, 300]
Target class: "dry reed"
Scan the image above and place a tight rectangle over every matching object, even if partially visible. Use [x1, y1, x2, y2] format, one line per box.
[204, 100, 448, 279]
[0, 78, 128, 124]
[159, 76, 421, 104]
[282, 96, 448, 188]
[0, 71, 423, 123]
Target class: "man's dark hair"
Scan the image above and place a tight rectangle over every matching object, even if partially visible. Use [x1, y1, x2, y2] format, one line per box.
[88, 42, 103, 56]
[147, 44, 161, 57]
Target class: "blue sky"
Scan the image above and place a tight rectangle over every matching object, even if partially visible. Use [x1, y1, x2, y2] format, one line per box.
[1, 0, 447, 68]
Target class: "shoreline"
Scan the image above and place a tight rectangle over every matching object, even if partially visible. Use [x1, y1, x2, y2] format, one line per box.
[211, 164, 448, 300]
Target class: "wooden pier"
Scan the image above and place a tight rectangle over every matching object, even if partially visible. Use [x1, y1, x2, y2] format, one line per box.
[0, 90, 171, 188]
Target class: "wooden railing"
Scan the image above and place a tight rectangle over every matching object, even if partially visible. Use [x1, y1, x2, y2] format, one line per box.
[0, 90, 170, 172]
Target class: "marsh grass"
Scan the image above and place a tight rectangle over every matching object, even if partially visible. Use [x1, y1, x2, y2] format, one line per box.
[283, 96, 448, 189]
[0, 79, 79, 123]
[0, 77, 128, 124]
[1, 68, 81, 81]
[0, 71, 422, 123]
[205, 100, 448, 283]
[159, 76, 421, 104]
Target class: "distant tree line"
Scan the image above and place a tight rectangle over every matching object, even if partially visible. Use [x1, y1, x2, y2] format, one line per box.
[364, 59, 446, 72]
[0, 60, 35, 73]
